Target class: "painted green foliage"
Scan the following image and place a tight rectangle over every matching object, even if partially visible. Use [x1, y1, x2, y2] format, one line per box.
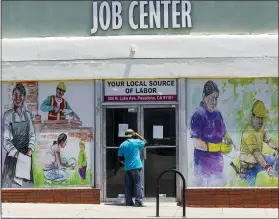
[226, 78, 278, 133]
[188, 78, 278, 187]
[1, 81, 94, 189]
[32, 144, 91, 188]
[32, 133, 92, 188]
[225, 78, 278, 187]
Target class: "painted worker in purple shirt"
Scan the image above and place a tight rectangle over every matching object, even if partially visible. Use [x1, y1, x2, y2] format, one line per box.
[190, 80, 233, 187]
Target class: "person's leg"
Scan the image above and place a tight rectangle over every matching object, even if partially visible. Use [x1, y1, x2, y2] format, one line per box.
[84, 166, 87, 179]
[44, 169, 68, 182]
[79, 166, 87, 183]
[243, 167, 258, 186]
[78, 168, 84, 182]
[44, 169, 55, 181]
[124, 171, 134, 206]
[51, 169, 68, 182]
[134, 168, 144, 206]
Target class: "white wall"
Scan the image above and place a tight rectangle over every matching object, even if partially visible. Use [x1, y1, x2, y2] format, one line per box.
[2, 35, 278, 81]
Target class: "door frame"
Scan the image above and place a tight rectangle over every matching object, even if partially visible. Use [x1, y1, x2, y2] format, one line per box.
[140, 105, 178, 202]
[102, 104, 179, 202]
[102, 105, 141, 202]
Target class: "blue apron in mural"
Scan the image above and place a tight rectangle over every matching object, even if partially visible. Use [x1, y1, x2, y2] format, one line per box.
[2, 111, 34, 188]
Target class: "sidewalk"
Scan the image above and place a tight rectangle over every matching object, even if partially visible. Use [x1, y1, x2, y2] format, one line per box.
[2, 203, 278, 218]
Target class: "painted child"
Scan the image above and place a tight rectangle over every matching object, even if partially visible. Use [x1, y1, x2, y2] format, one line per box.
[78, 140, 87, 183]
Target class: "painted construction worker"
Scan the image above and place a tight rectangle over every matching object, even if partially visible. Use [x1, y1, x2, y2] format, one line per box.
[239, 100, 278, 186]
[40, 82, 80, 120]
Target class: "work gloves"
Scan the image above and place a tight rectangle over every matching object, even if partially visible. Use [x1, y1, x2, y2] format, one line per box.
[265, 164, 274, 177]
[207, 135, 233, 154]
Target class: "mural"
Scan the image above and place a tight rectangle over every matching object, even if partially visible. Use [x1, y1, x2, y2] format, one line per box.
[40, 82, 80, 121]
[2, 81, 95, 188]
[2, 82, 37, 188]
[187, 78, 278, 187]
[35, 129, 93, 187]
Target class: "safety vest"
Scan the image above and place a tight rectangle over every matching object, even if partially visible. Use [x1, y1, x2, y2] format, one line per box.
[48, 95, 67, 120]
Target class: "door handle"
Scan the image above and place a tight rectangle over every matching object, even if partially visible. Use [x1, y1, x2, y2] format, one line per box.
[143, 147, 147, 160]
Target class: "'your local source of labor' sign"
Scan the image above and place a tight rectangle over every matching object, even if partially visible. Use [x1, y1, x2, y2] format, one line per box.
[91, 0, 192, 34]
[104, 80, 177, 102]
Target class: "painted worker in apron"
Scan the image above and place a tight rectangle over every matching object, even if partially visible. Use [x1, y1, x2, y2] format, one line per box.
[2, 83, 36, 188]
[40, 82, 80, 120]
[239, 100, 278, 186]
[190, 80, 233, 187]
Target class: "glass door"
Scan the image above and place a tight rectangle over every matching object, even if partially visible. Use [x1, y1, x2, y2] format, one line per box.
[141, 105, 177, 200]
[105, 107, 140, 199]
[104, 105, 178, 201]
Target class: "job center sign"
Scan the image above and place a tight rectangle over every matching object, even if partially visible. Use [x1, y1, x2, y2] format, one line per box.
[104, 80, 177, 102]
[91, 0, 192, 34]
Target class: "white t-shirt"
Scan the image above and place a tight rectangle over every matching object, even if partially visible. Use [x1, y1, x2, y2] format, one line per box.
[44, 143, 61, 170]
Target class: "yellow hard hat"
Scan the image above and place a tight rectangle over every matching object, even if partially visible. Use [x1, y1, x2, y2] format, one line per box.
[80, 140, 86, 146]
[57, 82, 66, 92]
[251, 100, 266, 118]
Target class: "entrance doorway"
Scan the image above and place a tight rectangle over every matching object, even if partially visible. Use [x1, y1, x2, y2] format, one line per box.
[104, 105, 178, 201]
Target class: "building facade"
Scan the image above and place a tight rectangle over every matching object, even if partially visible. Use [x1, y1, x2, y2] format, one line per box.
[1, 0, 278, 207]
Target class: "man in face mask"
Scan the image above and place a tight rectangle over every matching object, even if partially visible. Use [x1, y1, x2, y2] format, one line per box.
[239, 100, 278, 186]
[118, 129, 147, 207]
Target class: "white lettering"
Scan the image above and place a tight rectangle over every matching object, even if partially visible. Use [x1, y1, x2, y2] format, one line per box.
[181, 0, 192, 28]
[91, 1, 192, 34]
[172, 1, 180, 28]
[99, 1, 111, 31]
[129, 1, 138, 30]
[139, 1, 148, 29]
[120, 96, 128, 101]
[149, 1, 161, 28]
[112, 1, 122, 30]
[91, 2, 98, 34]
[161, 1, 171, 28]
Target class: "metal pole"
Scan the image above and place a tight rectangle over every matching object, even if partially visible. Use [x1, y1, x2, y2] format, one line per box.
[155, 169, 186, 218]
[156, 183, 160, 217]
[182, 176, 186, 217]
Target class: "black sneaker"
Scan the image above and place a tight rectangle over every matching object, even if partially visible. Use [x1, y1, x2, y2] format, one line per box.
[134, 202, 145, 207]
[126, 202, 134, 206]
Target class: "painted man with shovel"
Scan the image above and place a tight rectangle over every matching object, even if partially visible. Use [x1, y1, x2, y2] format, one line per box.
[238, 100, 278, 186]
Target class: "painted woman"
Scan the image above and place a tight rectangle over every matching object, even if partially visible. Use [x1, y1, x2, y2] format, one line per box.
[2, 83, 36, 188]
[190, 80, 232, 187]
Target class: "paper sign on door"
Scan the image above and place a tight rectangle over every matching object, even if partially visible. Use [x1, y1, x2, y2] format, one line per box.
[153, 125, 163, 139]
[118, 124, 129, 137]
